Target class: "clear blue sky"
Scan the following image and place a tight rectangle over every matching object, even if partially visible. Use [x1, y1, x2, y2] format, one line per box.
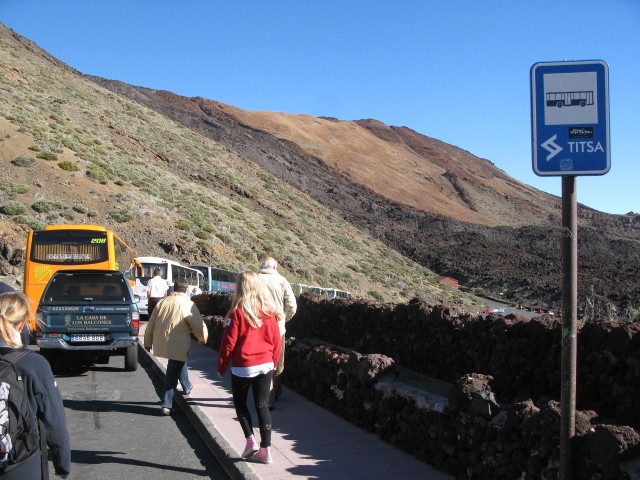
[3, 1, 639, 215]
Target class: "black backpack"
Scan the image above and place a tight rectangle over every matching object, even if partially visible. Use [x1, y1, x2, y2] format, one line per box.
[0, 349, 41, 474]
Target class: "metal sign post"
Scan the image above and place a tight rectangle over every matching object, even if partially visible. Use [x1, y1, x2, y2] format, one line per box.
[531, 60, 609, 479]
[560, 175, 578, 479]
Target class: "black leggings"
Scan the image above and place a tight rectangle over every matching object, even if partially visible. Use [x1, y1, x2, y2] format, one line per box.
[231, 371, 273, 448]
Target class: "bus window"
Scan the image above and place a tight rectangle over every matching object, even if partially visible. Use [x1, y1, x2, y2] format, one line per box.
[135, 257, 203, 315]
[190, 265, 238, 293]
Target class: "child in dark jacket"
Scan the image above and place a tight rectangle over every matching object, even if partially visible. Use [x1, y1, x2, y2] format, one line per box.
[0, 291, 71, 479]
[217, 271, 281, 464]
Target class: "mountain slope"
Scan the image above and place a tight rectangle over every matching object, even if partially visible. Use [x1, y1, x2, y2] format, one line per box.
[1, 23, 639, 315]
[99, 88, 561, 228]
[0, 23, 480, 309]
[87, 81, 640, 315]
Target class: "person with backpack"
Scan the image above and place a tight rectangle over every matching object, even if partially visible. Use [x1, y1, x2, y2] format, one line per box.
[0, 291, 70, 479]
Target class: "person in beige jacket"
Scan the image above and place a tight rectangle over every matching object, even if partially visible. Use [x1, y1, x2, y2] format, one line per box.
[144, 277, 208, 415]
[257, 257, 297, 408]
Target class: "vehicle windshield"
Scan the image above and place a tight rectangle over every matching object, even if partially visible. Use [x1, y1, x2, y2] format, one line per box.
[40, 272, 132, 304]
[138, 263, 169, 285]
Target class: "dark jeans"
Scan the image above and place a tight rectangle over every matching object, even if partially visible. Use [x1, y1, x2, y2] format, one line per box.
[148, 297, 163, 316]
[232, 371, 273, 447]
[162, 359, 192, 409]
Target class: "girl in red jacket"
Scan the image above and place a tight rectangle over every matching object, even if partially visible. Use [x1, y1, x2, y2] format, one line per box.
[217, 271, 282, 464]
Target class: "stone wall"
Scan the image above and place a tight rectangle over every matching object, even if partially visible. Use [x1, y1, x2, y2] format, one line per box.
[282, 340, 640, 479]
[196, 292, 640, 479]
[285, 295, 640, 427]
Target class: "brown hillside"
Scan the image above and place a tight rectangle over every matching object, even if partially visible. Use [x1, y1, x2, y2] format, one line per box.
[132, 91, 561, 228]
[89, 83, 640, 316]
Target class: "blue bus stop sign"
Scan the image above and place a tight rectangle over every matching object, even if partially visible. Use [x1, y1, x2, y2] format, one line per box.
[531, 60, 609, 176]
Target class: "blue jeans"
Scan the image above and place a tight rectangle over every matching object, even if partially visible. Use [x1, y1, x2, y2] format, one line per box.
[162, 359, 192, 409]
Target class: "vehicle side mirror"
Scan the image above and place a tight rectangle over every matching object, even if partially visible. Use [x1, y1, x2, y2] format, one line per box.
[134, 295, 141, 304]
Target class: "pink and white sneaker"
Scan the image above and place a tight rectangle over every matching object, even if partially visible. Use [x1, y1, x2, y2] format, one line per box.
[252, 447, 273, 464]
[241, 435, 259, 458]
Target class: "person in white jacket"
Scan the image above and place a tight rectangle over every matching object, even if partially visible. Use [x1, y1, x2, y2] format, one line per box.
[257, 257, 297, 408]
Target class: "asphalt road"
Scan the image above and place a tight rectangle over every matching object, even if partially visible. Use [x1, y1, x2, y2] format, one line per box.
[478, 297, 548, 320]
[41, 349, 230, 480]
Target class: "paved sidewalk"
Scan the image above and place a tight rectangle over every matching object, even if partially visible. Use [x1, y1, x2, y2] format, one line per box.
[139, 323, 453, 480]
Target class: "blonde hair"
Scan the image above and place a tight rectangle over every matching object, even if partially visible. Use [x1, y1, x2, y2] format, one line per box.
[226, 271, 274, 328]
[0, 292, 32, 348]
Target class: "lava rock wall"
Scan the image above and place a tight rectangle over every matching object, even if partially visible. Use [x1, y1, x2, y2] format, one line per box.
[197, 292, 640, 478]
[286, 295, 640, 427]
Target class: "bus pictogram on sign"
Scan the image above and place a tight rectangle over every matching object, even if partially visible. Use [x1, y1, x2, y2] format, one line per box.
[546, 90, 594, 108]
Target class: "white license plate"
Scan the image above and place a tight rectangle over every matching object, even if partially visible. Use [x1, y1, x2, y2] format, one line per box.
[71, 334, 105, 342]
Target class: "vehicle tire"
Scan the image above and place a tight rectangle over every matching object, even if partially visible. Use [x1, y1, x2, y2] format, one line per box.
[124, 345, 138, 371]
